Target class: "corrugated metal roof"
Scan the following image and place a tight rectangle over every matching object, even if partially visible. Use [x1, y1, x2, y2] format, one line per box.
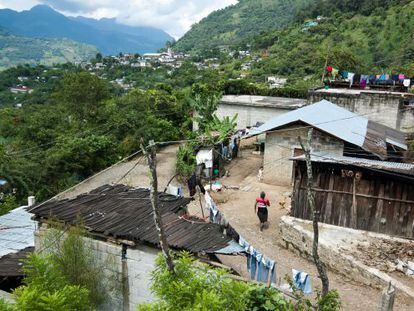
[291, 153, 414, 176]
[250, 100, 407, 158]
[252, 100, 368, 146]
[30, 184, 238, 254]
[0, 206, 36, 258]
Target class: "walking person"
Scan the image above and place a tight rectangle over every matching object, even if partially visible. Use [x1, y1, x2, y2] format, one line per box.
[254, 191, 270, 231]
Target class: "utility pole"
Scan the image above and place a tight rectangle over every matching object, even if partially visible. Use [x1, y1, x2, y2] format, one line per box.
[141, 140, 175, 274]
[299, 129, 329, 297]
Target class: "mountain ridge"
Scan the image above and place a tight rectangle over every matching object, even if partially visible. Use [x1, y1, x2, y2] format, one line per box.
[0, 5, 173, 55]
[0, 25, 98, 70]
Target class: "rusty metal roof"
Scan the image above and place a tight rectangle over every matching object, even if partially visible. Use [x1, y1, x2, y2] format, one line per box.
[291, 153, 414, 176]
[29, 184, 235, 253]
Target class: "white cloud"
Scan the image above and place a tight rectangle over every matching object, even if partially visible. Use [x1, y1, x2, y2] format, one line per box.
[0, 0, 237, 38]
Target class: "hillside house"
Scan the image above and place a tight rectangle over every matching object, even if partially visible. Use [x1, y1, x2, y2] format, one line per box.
[267, 76, 287, 89]
[196, 95, 307, 131]
[291, 154, 414, 238]
[9, 86, 33, 94]
[250, 100, 407, 185]
[308, 87, 414, 132]
[29, 184, 243, 310]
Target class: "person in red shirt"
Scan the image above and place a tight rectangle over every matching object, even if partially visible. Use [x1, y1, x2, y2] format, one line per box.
[254, 191, 270, 231]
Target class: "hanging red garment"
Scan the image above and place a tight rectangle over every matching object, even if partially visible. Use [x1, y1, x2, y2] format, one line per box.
[326, 66, 333, 72]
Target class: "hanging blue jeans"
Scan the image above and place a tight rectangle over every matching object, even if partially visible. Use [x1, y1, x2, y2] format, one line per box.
[293, 269, 312, 294]
[255, 253, 264, 282]
[250, 249, 258, 280]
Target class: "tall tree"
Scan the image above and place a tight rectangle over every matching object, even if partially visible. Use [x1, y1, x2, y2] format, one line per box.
[299, 128, 330, 297]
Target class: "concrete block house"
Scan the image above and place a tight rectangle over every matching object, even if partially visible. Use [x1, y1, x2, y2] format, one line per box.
[250, 100, 407, 185]
[193, 95, 307, 131]
[29, 184, 243, 311]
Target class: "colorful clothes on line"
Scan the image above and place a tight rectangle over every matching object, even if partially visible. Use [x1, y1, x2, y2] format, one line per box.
[348, 73, 355, 86]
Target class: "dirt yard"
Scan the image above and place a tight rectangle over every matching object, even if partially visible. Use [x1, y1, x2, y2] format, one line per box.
[201, 149, 414, 311]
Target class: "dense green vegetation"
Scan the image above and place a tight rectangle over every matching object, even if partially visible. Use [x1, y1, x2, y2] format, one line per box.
[0, 59, 249, 204]
[0, 27, 97, 70]
[249, 0, 414, 77]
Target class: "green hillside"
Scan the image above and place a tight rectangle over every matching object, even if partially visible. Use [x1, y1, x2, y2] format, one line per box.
[249, 0, 414, 77]
[173, 0, 312, 52]
[175, 0, 414, 79]
[0, 28, 98, 70]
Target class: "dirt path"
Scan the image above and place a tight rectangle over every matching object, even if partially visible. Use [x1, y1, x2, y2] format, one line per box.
[56, 145, 179, 200]
[209, 152, 414, 311]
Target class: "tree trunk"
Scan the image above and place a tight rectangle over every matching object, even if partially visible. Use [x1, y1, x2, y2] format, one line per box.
[142, 140, 175, 274]
[299, 129, 329, 297]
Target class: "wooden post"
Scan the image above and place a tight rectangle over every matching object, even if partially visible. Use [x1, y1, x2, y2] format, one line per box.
[378, 282, 395, 311]
[299, 129, 330, 297]
[351, 176, 358, 228]
[197, 185, 205, 219]
[141, 140, 175, 274]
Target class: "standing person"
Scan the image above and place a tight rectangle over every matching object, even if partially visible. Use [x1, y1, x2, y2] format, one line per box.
[254, 191, 270, 231]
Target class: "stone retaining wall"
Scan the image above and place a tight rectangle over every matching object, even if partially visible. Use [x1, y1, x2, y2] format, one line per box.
[279, 216, 414, 299]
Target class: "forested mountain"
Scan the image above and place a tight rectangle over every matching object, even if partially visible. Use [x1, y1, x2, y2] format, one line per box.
[0, 27, 98, 70]
[175, 0, 414, 77]
[174, 0, 412, 62]
[249, 0, 414, 76]
[173, 0, 312, 52]
[0, 5, 173, 55]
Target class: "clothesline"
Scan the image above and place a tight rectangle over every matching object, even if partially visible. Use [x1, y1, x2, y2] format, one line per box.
[325, 66, 413, 89]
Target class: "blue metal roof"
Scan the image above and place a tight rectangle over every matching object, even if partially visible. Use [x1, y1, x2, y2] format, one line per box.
[0, 206, 36, 258]
[251, 100, 368, 147]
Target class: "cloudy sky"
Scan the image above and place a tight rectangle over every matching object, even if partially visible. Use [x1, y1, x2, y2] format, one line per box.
[0, 0, 237, 38]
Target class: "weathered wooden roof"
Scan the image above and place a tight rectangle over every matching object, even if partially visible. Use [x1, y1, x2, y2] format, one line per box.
[30, 184, 234, 253]
[0, 247, 33, 277]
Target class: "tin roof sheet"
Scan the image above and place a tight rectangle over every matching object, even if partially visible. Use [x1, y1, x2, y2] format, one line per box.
[0, 206, 36, 258]
[291, 153, 414, 176]
[250, 100, 407, 158]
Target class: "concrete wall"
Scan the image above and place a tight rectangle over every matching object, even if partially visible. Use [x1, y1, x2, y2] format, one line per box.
[309, 90, 414, 132]
[263, 126, 344, 185]
[215, 103, 292, 130]
[279, 216, 414, 299]
[35, 226, 159, 311]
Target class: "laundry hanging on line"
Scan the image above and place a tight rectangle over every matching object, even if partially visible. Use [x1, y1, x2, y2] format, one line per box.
[239, 236, 276, 284]
[325, 66, 413, 89]
[292, 269, 312, 294]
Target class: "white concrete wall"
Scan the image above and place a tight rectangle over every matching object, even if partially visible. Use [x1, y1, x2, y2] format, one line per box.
[215, 103, 291, 130]
[126, 246, 158, 308]
[35, 226, 159, 311]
